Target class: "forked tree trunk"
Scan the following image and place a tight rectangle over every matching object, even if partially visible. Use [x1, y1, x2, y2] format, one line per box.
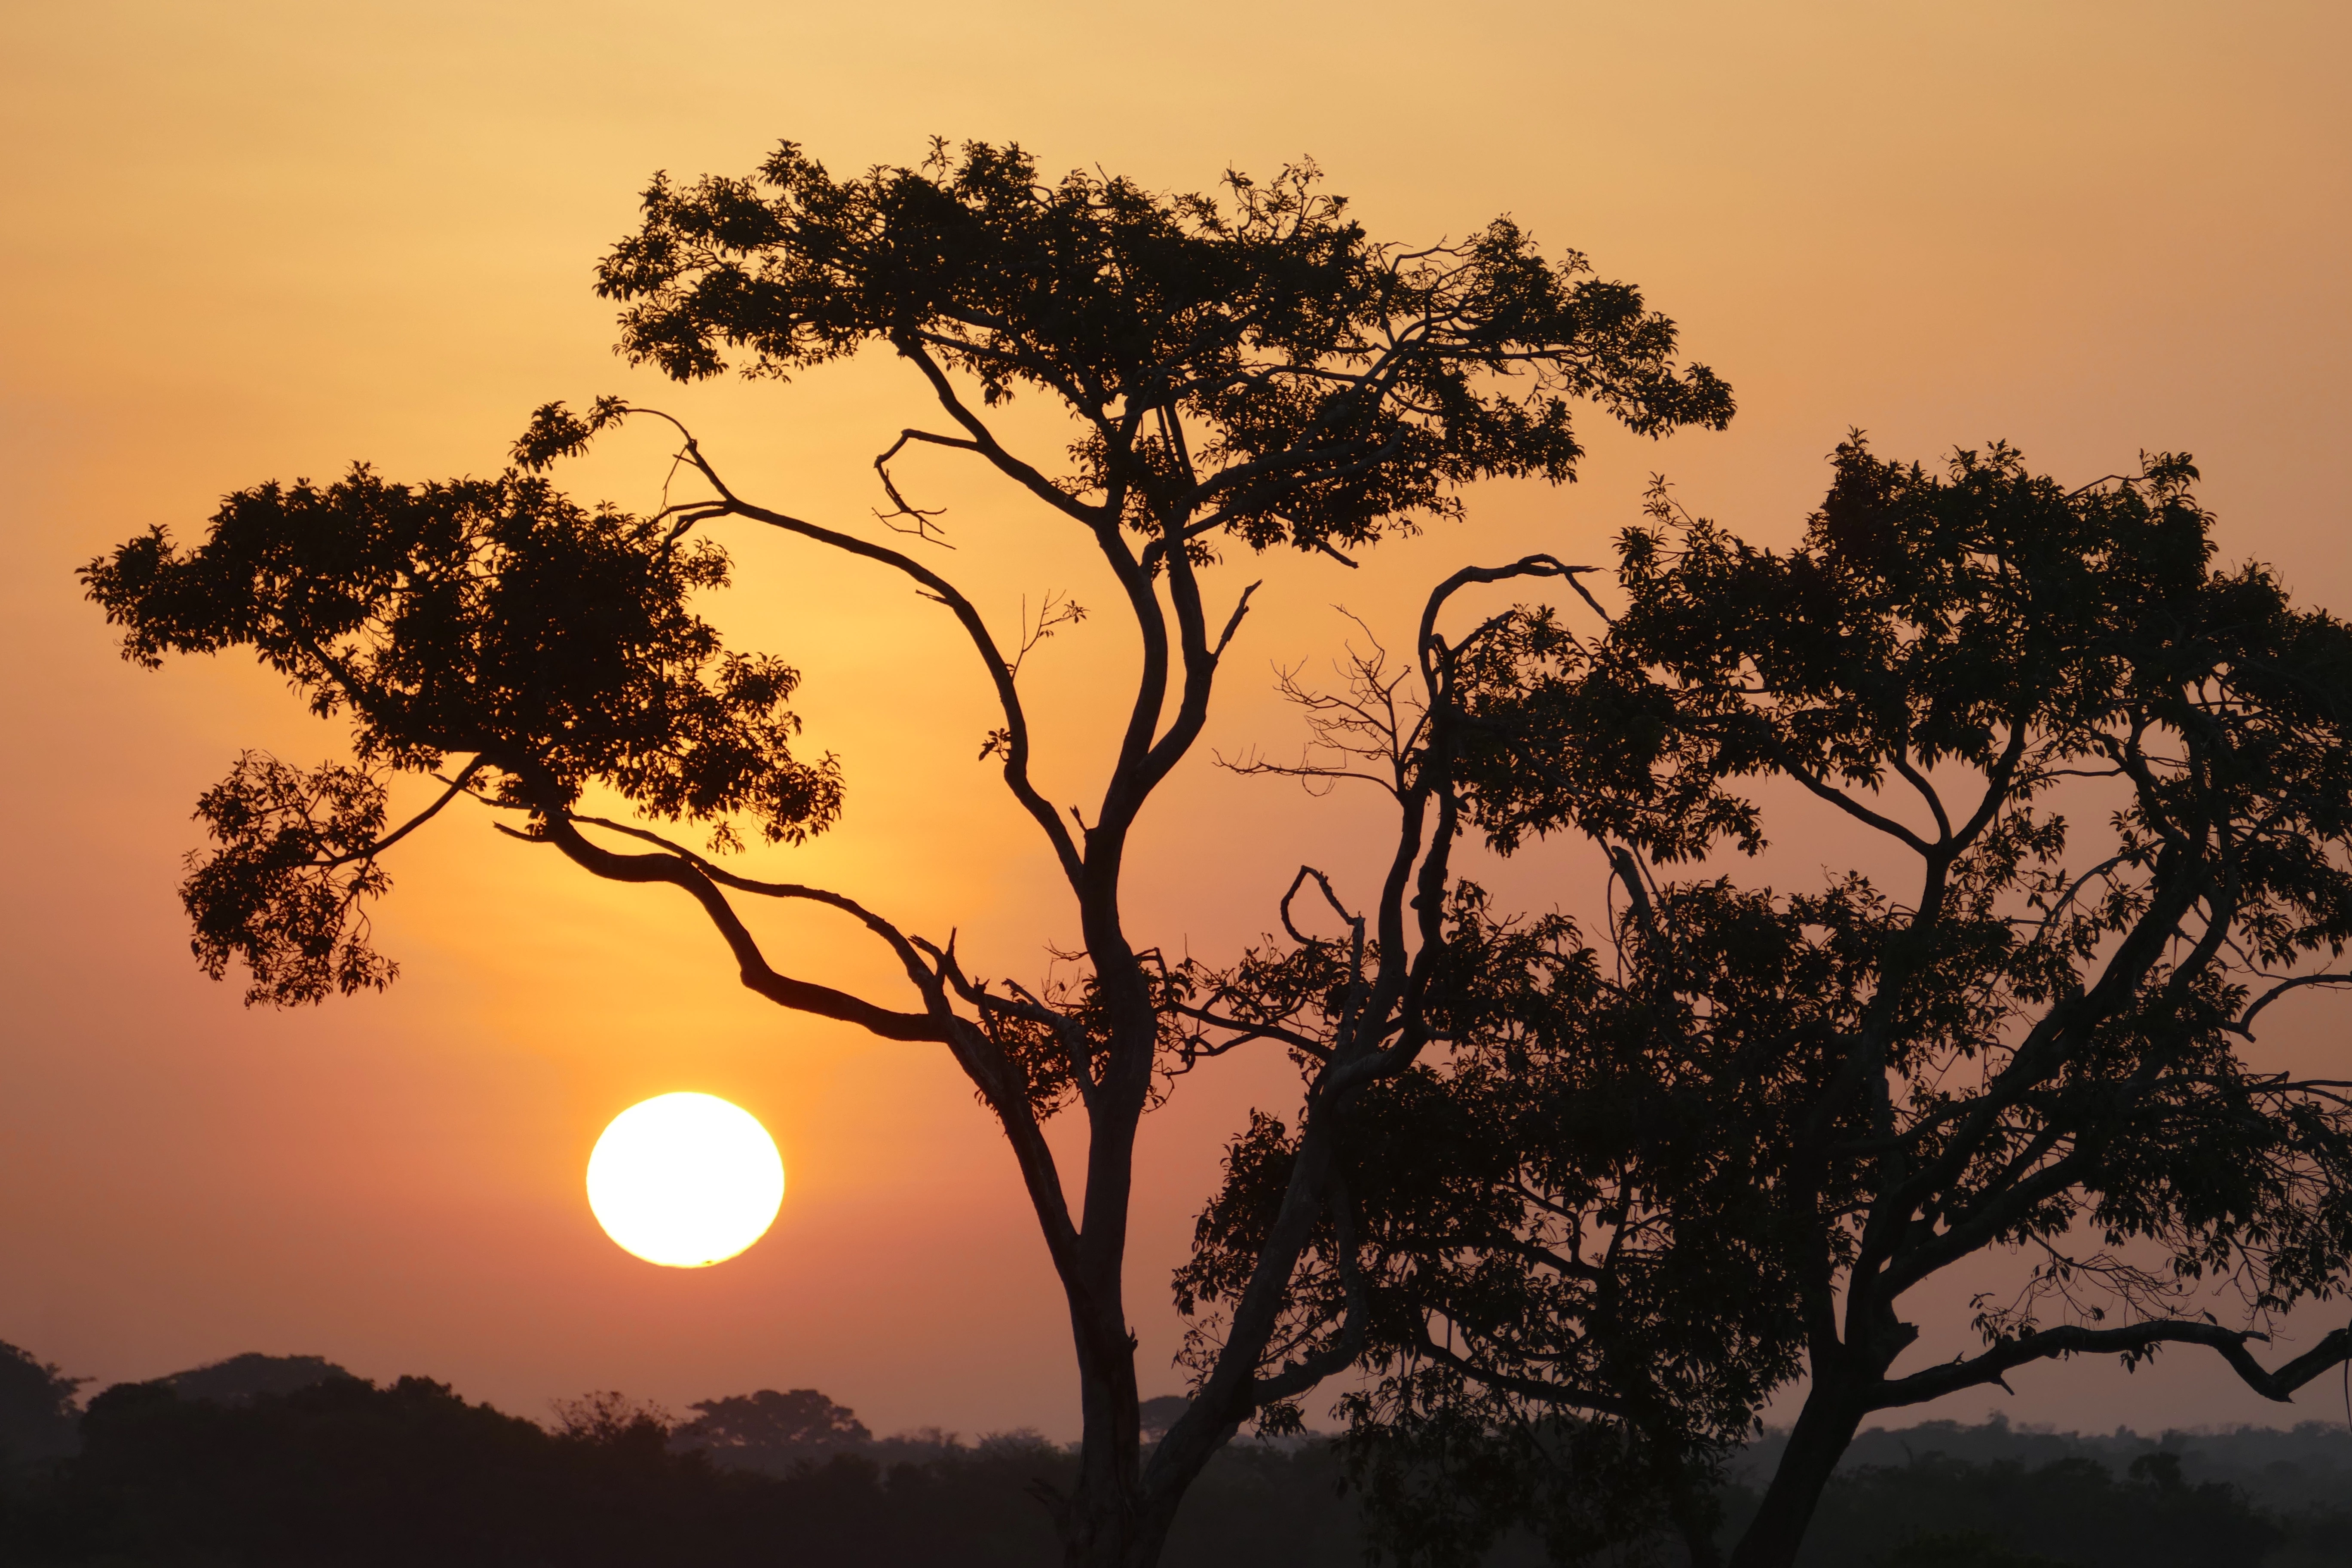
[1060, 1305, 1149, 1568]
[1043, 995, 1173, 1568]
[1725, 1382, 1870, 1568]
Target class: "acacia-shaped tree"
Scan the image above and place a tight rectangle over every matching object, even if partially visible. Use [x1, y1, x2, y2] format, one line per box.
[1182, 440, 2352, 1567]
[82, 141, 1732, 1568]
[672, 1387, 871, 1461]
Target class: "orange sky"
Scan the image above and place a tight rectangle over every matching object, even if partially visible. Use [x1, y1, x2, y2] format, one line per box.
[3, 1, 2348, 1440]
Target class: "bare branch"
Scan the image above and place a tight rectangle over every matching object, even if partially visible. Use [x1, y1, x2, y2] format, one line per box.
[1872, 1320, 2352, 1410]
[510, 809, 946, 1043]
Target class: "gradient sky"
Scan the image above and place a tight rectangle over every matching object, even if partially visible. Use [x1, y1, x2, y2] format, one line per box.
[3, 1, 2348, 1441]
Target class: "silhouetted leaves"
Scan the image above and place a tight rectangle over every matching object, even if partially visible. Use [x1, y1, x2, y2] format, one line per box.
[82, 468, 838, 1004]
[1186, 439, 2352, 1568]
[82, 135, 1748, 1568]
[596, 140, 1731, 556]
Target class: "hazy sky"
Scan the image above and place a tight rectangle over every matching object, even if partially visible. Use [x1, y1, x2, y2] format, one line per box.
[3, 1, 2348, 1440]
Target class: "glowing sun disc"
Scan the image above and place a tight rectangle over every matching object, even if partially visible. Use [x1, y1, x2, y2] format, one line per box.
[586, 1093, 785, 1268]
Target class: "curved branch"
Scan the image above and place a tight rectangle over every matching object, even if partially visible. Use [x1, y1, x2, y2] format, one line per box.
[1279, 865, 1362, 946]
[893, 340, 1107, 526]
[871, 429, 973, 545]
[1413, 555, 1585, 682]
[722, 505, 1080, 882]
[318, 756, 488, 868]
[1888, 750, 1953, 842]
[599, 403, 1087, 888]
[1948, 716, 2031, 850]
[1872, 1319, 2352, 1411]
[520, 813, 946, 1043]
[565, 814, 939, 998]
[2234, 972, 2352, 1035]
[1166, 1004, 1333, 1061]
[1761, 739, 1940, 857]
[1125, 501, 1238, 816]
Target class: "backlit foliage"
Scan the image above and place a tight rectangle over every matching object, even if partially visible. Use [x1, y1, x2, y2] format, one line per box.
[1182, 440, 2352, 1566]
[83, 469, 838, 1003]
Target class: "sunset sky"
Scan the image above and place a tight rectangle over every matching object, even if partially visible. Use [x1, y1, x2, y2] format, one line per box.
[3, 1, 2348, 1441]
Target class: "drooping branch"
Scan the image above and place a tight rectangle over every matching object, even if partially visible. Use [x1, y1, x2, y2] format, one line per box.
[564, 813, 940, 999]
[871, 429, 974, 545]
[519, 808, 946, 1043]
[2234, 972, 2352, 1034]
[1871, 1319, 2352, 1410]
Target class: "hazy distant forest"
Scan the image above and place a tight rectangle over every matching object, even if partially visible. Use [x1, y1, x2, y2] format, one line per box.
[55, 132, 2352, 1568]
[5, 1342, 2352, 1567]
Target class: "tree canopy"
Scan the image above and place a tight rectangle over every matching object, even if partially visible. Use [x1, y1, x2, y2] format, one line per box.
[82, 472, 836, 1006]
[82, 140, 1733, 1568]
[592, 140, 1730, 557]
[675, 1390, 873, 1460]
[1184, 438, 2352, 1567]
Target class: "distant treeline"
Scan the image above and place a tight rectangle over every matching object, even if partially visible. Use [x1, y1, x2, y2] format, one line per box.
[3, 1343, 2351, 1566]
[0, 1351, 1369, 1568]
[1739, 1412, 2352, 1522]
[1723, 1446, 2352, 1567]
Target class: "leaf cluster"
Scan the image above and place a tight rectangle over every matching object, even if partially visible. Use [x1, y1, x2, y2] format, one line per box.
[1183, 438, 2352, 1563]
[596, 140, 1731, 555]
[80, 468, 838, 1004]
[1178, 884, 1834, 1563]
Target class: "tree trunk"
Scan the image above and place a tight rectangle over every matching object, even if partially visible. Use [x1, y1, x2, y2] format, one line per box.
[1053, 994, 1161, 1568]
[1055, 1311, 1198, 1568]
[1725, 1384, 1868, 1568]
[1059, 1316, 1151, 1568]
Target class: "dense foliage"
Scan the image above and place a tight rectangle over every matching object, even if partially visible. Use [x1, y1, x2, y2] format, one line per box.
[594, 139, 1731, 555]
[83, 140, 1736, 1568]
[1182, 439, 2352, 1567]
[83, 472, 835, 1006]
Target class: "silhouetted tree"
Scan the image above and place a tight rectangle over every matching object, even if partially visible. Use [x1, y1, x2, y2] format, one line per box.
[675, 1388, 872, 1464]
[28, 1367, 2326, 1568]
[552, 1390, 677, 1450]
[81, 139, 1731, 1568]
[1137, 1397, 1191, 1446]
[49, 1372, 694, 1566]
[1184, 440, 2352, 1567]
[159, 1354, 350, 1407]
[0, 1342, 83, 1467]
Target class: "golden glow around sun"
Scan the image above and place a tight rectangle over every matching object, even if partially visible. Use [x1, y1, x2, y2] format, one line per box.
[586, 1093, 786, 1268]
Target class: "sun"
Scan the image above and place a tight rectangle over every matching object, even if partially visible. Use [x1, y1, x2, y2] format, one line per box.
[585, 1093, 786, 1268]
